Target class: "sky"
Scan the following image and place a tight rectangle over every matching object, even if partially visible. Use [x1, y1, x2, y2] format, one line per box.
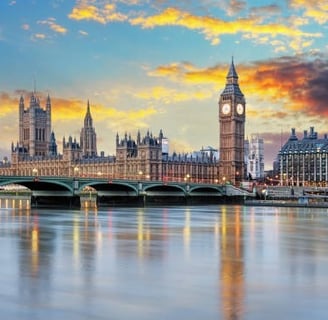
[0, 0, 327, 169]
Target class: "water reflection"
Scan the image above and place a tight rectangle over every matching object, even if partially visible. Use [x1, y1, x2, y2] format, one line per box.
[17, 211, 55, 308]
[220, 206, 244, 320]
[1, 206, 328, 319]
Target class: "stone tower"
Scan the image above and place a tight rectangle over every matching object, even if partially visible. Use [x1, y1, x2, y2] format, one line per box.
[218, 59, 246, 185]
[80, 100, 97, 158]
[18, 92, 52, 158]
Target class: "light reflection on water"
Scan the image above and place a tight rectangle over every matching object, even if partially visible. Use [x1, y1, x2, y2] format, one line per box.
[0, 205, 328, 319]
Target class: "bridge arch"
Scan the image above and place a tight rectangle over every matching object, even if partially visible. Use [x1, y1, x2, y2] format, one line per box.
[78, 181, 138, 194]
[0, 178, 74, 193]
[188, 185, 223, 196]
[144, 184, 186, 193]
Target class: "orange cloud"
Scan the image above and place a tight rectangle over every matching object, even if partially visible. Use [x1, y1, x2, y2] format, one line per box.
[1, 91, 158, 154]
[0, 92, 19, 116]
[148, 62, 226, 84]
[129, 7, 321, 46]
[48, 97, 157, 128]
[290, 0, 328, 24]
[68, 1, 127, 24]
[134, 86, 212, 103]
[148, 55, 328, 119]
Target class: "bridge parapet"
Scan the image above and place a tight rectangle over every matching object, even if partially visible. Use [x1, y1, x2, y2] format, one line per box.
[0, 175, 238, 207]
[224, 184, 255, 197]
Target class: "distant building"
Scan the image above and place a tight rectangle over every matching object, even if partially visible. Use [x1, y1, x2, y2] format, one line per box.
[3, 92, 218, 182]
[278, 127, 328, 186]
[115, 130, 217, 182]
[4, 61, 249, 184]
[12, 91, 57, 160]
[80, 100, 97, 157]
[245, 135, 264, 180]
[188, 146, 219, 160]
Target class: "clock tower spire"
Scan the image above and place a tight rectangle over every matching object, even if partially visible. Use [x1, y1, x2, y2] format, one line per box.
[218, 58, 246, 185]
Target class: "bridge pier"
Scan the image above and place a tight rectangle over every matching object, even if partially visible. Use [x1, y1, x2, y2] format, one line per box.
[137, 193, 146, 207]
[80, 192, 98, 210]
[0, 192, 31, 209]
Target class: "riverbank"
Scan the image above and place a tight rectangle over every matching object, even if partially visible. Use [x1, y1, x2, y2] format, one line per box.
[245, 199, 328, 208]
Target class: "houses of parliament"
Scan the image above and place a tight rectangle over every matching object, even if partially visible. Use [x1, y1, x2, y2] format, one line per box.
[0, 60, 246, 185]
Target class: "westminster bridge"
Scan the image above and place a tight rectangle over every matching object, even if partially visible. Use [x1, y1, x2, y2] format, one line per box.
[0, 175, 254, 209]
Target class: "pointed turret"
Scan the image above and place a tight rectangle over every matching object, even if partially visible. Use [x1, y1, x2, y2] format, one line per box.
[19, 96, 24, 109]
[80, 99, 97, 157]
[84, 100, 93, 127]
[116, 132, 119, 146]
[226, 57, 238, 80]
[221, 58, 244, 96]
[19, 96, 24, 146]
[48, 131, 57, 156]
[46, 94, 51, 110]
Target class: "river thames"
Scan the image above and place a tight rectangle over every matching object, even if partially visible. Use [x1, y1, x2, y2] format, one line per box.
[0, 205, 328, 319]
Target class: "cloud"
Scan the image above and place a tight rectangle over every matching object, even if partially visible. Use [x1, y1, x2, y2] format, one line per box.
[249, 56, 328, 117]
[290, 0, 328, 24]
[148, 61, 226, 84]
[68, 1, 128, 24]
[32, 33, 47, 40]
[0, 90, 158, 155]
[148, 54, 328, 121]
[0, 92, 19, 116]
[79, 30, 88, 36]
[224, 0, 247, 16]
[289, 15, 309, 27]
[38, 17, 67, 34]
[259, 131, 290, 166]
[26, 95, 157, 130]
[249, 4, 281, 16]
[134, 85, 213, 103]
[129, 6, 321, 47]
[67, 1, 322, 52]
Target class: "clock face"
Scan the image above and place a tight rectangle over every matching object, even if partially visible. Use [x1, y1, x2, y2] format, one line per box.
[237, 103, 244, 115]
[222, 103, 231, 115]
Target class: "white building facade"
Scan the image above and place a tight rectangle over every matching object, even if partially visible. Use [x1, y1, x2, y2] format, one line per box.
[245, 135, 264, 180]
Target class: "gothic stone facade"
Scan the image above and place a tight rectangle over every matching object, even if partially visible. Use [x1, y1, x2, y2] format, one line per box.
[2, 92, 218, 183]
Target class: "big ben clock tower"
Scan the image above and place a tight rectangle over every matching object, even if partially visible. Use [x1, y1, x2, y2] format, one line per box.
[218, 59, 246, 185]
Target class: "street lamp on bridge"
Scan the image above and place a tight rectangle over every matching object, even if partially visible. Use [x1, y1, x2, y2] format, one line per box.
[138, 171, 143, 191]
[32, 168, 38, 182]
[73, 167, 79, 191]
[184, 174, 190, 192]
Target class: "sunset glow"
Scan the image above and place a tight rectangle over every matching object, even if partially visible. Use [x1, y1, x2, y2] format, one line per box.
[0, 0, 327, 168]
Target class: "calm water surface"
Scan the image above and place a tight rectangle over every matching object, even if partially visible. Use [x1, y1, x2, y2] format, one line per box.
[0, 205, 328, 319]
